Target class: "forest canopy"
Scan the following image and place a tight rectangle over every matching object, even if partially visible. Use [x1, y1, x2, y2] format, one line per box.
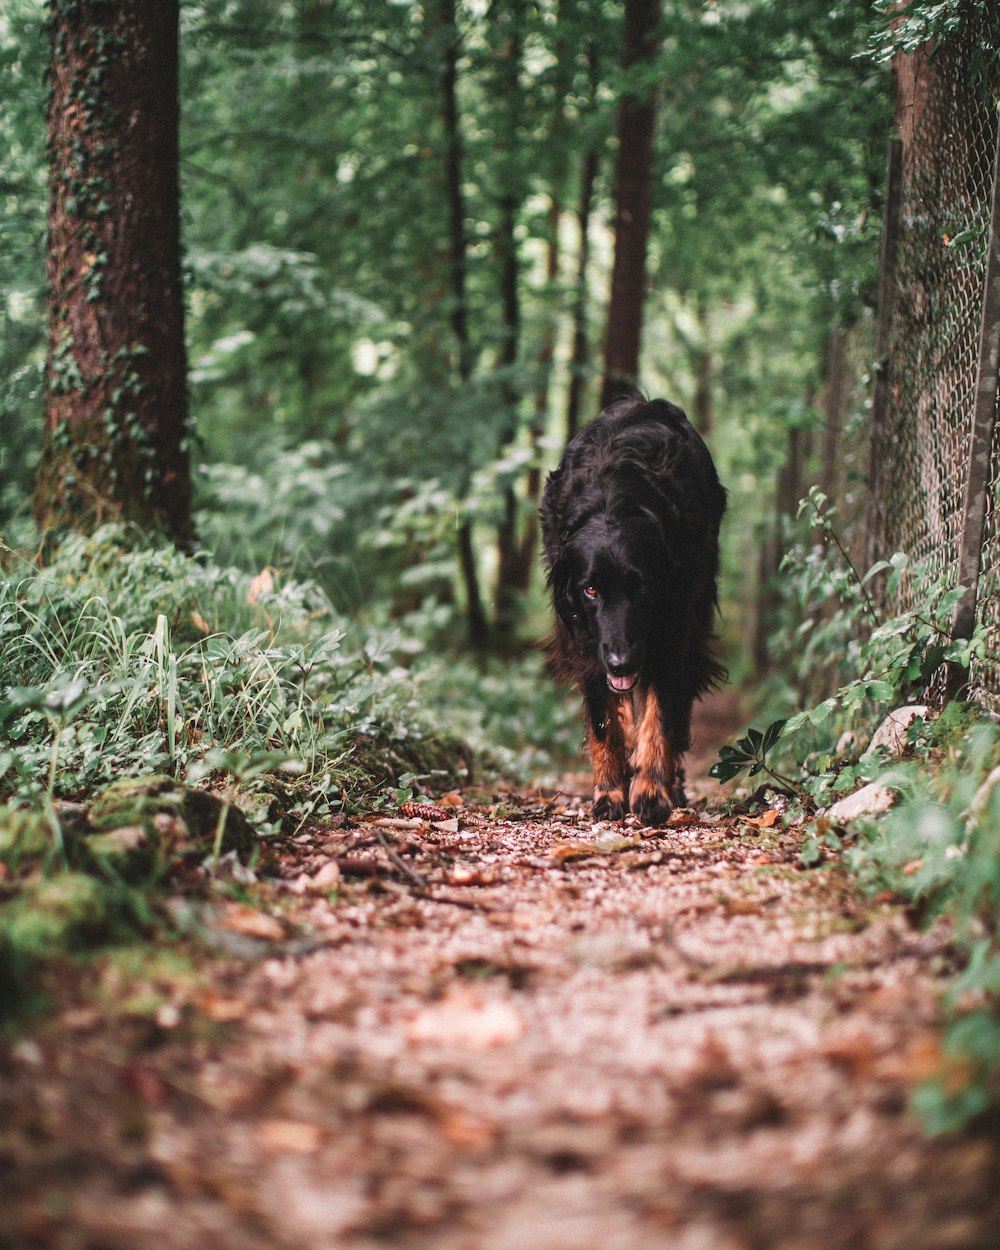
[2, 0, 895, 654]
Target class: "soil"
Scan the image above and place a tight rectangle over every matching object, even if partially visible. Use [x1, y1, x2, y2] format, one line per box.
[2, 691, 999, 1250]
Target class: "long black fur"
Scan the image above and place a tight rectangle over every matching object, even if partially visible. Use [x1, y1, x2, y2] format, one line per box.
[541, 393, 726, 824]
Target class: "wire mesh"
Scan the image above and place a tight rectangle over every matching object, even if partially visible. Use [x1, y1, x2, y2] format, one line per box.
[876, 38, 996, 573]
[865, 21, 999, 703]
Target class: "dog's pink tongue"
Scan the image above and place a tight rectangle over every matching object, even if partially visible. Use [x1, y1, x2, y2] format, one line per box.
[608, 673, 637, 692]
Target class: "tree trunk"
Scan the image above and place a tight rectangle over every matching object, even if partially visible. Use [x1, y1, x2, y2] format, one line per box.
[492, 0, 526, 650]
[434, 0, 489, 648]
[513, 197, 562, 595]
[693, 302, 714, 435]
[35, 0, 192, 545]
[600, 0, 661, 409]
[567, 145, 599, 443]
[819, 326, 846, 497]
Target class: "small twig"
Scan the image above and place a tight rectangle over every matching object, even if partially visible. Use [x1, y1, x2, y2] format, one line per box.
[375, 828, 428, 889]
[411, 889, 495, 913]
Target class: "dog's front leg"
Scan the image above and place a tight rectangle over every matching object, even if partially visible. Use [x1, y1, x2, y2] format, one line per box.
[628, 685, 676, 826]
[585, 681, 630, 820]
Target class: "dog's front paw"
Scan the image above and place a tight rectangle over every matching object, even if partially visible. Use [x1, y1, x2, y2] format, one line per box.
[593, 788, 628, 821]
[629, 776, 673, 827]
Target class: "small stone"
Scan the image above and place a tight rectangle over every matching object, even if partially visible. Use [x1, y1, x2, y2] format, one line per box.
[828, 781, 896, 825]
[862, 706, 929, 759]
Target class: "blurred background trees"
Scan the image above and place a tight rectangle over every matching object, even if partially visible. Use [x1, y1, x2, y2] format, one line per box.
[1, 0, 893, 660]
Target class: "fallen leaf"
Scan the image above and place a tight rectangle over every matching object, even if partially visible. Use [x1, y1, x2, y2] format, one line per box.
[439, 791, 464, 808]
[433, 817, 461, 834]
[745, 808, 781, 829]
[448, 864, 493, 885]
[219, 904, 286, 942]
[407, 990, 523, 1048]
[902, 858, 925, 876]
[822, 1027, 877, 1079]
[439, 1108, 497, 1150]
[256, 1119, 323, 1153]
[720, 896, 762, 917]
[124, 1061, 169, 1108]
[311, 860, 341, 890]
[550, 840, 600, 863]
[198, 992, 248, 1023]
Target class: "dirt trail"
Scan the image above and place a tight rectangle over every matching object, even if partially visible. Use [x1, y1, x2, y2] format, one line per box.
[3, 693, 1000, 1250]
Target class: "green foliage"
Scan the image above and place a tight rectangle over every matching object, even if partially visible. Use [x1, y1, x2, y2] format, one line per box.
[837, 721, 1000, 1132]
[714, 492, 983, 816]
[750, 491, 980, 751]
[0, 525, 482, 810]
[0, 524, 584, 1007]
[2, 0, 903, 642]
[871, 0, 997, 60]
[709, 719, 790, 786]
[870, 0, 999, 111]
[715, 491, 1000, 1132]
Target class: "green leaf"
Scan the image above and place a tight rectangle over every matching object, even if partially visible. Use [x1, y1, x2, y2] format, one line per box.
[809, 698, 837, 724]
[761, 719, 787, 753]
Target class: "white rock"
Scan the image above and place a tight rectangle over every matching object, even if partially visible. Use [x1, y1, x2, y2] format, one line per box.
[862, 705, 929, 759]
[828, 781, 896, 825]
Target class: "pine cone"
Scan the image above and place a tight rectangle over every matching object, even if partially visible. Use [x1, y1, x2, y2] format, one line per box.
[400, 801, 449, 822]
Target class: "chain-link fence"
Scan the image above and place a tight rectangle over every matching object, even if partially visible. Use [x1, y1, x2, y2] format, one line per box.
[861, 19, 1000, 706]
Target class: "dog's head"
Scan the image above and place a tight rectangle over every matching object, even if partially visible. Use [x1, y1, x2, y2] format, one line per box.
[551, 513, 663, 693]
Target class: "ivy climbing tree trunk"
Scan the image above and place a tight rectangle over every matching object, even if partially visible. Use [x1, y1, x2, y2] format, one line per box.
[34, 0, 192, 545]
[600, 0, 660, 408]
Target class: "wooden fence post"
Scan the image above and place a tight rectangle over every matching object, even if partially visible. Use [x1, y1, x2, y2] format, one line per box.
[864, 139, 904, 575]
[948, 127, 1000, 692]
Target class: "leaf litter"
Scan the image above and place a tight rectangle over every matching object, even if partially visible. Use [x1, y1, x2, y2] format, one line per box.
[2, 697, 1000, 1250]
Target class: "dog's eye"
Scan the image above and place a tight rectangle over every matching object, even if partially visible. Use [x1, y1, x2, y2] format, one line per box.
[583, 585, 599, 600]
[638, 582, 649, 595]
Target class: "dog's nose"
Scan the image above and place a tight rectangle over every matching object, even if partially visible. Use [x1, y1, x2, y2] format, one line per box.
[604, 649, 632, 675]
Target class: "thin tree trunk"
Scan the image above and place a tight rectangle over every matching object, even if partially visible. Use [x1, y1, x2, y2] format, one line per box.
[493, 0, 526, 650]
[820, 326, 846, 497]
[434, 0, 489, 647]
[600, 0, 661, 409]
[513, 197, 562, 594]
[567, 144, 599, 442]
[35, 0, 191, 545]
[693, 302, 714, 436]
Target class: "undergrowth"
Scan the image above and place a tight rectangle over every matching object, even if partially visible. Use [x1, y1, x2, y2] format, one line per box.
[0, 524, 578, 1014]
[713, 489, 1000, 1134]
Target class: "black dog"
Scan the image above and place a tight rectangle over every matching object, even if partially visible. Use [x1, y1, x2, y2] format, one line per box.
[541, 393, 726, 825]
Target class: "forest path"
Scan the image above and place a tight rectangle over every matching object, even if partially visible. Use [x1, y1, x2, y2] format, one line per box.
[3, 694, 1000, 1250]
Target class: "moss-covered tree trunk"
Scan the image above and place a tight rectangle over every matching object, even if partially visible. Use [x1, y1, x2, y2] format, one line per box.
[34, 0, 192, 545]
